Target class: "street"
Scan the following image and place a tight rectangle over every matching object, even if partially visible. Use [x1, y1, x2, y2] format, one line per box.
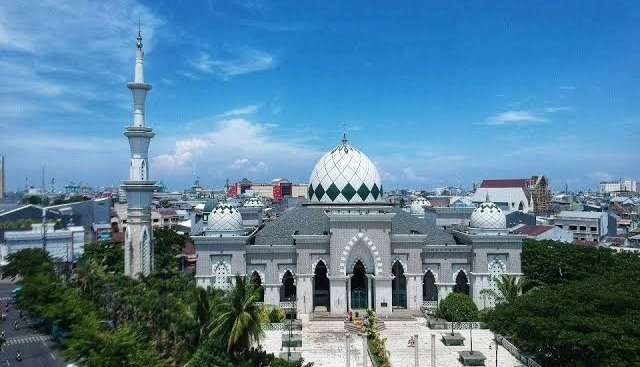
[0, 281, 66, 367]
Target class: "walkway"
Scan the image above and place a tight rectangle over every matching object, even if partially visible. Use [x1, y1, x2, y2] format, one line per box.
[381, 318, 521, 367]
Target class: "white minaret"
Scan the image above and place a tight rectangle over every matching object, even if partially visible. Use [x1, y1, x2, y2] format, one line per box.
[121, 27, 157, 277]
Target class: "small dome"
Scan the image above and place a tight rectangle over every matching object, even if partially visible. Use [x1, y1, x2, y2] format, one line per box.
[308, 135, 382, 203]
[206, 203, 243, 235]
[470, 197, 506, 229]
[244, 197, 264, 208]
[410, 196, 431, 215]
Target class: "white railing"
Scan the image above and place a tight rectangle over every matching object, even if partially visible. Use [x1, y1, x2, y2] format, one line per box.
[279, 301, 297, 310]
[496, 334, 543, 367]
[421, 301, 438, 309]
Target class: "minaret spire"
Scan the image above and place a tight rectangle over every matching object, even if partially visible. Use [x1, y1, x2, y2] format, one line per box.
[122, 27, 157, 278]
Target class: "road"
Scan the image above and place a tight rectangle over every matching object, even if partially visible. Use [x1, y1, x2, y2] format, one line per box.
[0, 281, 66, 367]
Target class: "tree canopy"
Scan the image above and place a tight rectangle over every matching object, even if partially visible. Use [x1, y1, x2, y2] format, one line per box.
[483, 239, 640, 367]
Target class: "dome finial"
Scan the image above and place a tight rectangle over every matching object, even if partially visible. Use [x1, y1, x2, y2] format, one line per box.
[341, 123, 348, 145]
[136, 17, 143, 49]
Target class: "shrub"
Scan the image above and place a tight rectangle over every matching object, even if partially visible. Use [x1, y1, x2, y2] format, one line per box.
[269, 307, 286, 323]
[437, 292, 478, 322]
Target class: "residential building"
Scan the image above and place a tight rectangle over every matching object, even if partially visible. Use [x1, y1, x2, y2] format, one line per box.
[550, 211, 613, 244]
[511, 224, 573, 243]
[471, 176, 552, 214]
[3, 223, 85, 264]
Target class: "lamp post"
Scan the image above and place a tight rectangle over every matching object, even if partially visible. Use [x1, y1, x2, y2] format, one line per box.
[287, 296, 293, 362]
[469, 323, 474, 353]
[345, 332, 351, 367]
[489, 335, 498, 367]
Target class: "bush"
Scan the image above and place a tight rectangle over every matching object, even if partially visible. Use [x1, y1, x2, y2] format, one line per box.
[437, 292, 478, 322]
[269, 307, 286, 323]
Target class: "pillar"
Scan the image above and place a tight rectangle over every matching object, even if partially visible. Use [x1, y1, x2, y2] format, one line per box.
[367, 275, 374, 310]
[374, 275, 393, 316]
[406, 273, 423, 311]
[296, 274, 313, 315]
[264, 284, 280, 307]
[329, 275, 348, 315]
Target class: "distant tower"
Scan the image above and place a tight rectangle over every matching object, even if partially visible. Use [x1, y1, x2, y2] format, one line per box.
[121, 26, 157, 277]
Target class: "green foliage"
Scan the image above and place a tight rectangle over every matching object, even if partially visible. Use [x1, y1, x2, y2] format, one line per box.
[437, 292, 478, 322]
[51, 195, 88, 205]
[1, 248, 54, 279]
[82, 241, 124, 274]
[481, 275, 527, 305]
[364, 310, 391, 367]
[22, 194, 49, 205]
[483, 239, 640, 367]
[212, 275, 264, 353]
[0, 218, 34, 231]
[153, 228, 189, 275]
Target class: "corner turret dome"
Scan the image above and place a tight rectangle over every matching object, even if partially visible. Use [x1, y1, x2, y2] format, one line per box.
[470, 195, 506, 229]
[205, 203, 244, 236]
[410, 196, 431, 215]
[308, 135, 382, 203]
[244, 197, 264, 208]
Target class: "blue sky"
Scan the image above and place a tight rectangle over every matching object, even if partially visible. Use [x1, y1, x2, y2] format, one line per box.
[0, 1, 638, 192]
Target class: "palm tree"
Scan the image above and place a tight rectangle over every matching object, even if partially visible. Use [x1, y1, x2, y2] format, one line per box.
[485, 275, 527, 305]
[211, 275, 264, 354]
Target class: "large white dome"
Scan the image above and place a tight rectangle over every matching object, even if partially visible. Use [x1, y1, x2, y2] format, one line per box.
[410, 196, 431, 215]
[470, 199, 506, 229]
[206, 203, 244, 235]
[308, 136, 382, 203]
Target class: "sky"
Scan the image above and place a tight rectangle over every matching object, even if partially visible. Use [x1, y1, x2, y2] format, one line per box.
[0, 0, 638, 192]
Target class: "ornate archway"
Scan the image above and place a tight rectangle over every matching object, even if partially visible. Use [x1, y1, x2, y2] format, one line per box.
[423, 270, 437, 302]
[212, 261, 231, 290]
[392, 260, 407, 308]
[339, 232, 383, 275]
[313, 260, 330, 311]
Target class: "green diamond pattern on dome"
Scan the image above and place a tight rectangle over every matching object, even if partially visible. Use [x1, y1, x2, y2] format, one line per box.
[371, 183, 380, 200]
[314, 184, 325, 200]
[326, 183, 340, 201]
[308, 184, 314, 199]
[342, 183, 357, 201]
[357, 183, 370, 201]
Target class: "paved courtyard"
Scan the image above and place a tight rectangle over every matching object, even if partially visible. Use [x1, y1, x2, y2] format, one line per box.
[262, 317, 522, 367]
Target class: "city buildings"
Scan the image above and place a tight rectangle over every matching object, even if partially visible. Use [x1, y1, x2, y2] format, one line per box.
[511, 224, 573, 243]
[3, 222, 85, 264]
[550, 211, 615, 244]
[600, 179, 639, 194]
[227, 178, 307, 201]
[0, 155, 4, 199]
[471, 176, 552, 214]
[192, 136, 523, 315]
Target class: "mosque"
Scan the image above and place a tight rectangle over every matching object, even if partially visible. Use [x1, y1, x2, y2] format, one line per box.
[192, 135, 524, 316]
[120, 29, 523, 315]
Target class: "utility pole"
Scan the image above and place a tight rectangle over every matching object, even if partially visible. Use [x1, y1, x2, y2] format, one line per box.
[431, 334, 436, 367]
[41, 207, 47, 253]
[414, 334, 419, 367]
[345, 333, 351, 367]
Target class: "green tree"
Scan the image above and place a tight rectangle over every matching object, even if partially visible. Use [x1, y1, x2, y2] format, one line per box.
[437, 292, 478, 322]
[212, 275, 264, 354]
[82, 241, 124, 274]
[483, 275, 527, 305]
[153, 228, 189, 275]
[1, 248, 54, 279]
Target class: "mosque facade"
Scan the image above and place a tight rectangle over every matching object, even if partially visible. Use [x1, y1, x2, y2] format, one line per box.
[193, 135, 523, 316]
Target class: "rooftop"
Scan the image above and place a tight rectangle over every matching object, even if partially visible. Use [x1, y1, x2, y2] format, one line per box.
[512, 224, 554, 236]
[556, 210, 606, 219]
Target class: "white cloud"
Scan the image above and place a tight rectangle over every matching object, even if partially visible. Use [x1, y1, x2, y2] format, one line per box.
[217, 104, 261, 118]
[544, 106, 573, 113]
[486, 110, 547, 125]
[153, 118, 320, 181]
[0, 0, 162, 124]
[401, 167, 428, 182]
[190, 48, 275, 79]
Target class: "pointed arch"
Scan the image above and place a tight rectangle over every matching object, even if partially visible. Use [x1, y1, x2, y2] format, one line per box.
[280, 270, 296, 301]
[339, 232, 383, 275]
[250, 270, 264, 302]
[423, 270, 438, 301]
[212, 260, 231, 290]
[453, 269, 470, 295]
[392, 260, 407, 308]
[313, 260, 330, 311]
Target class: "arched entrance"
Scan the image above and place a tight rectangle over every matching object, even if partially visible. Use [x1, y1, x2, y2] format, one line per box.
[454, 270, 469, 295]
[392, 261, 407, 308]
[350, 260, 368, 309]
[313, 261, 330, 311]
[250, 271, 264, 302]
[423, 271, 437, 302]
[280, 270, 296, 301]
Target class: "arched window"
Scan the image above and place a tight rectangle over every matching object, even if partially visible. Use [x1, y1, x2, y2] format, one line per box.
[423, 270, 437, 301]
[280, 270, 296, 301]
[453, 270, 469, 295]
[213, 262, 230, 290]
[250, 271, 264, 302]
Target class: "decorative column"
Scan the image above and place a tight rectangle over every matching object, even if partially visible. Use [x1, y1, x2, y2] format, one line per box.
[374, 275, 393, 316]
[406, 273, 423, 311]
[329, 275, 348, 315]
[296, 274, 313, 315]
[122, 28, 157, 278]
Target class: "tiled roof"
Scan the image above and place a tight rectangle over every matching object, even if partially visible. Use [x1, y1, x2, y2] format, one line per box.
[253, 206, 454, 246]
[480, 179, 528, 189]
[512, 224, 554, 236]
